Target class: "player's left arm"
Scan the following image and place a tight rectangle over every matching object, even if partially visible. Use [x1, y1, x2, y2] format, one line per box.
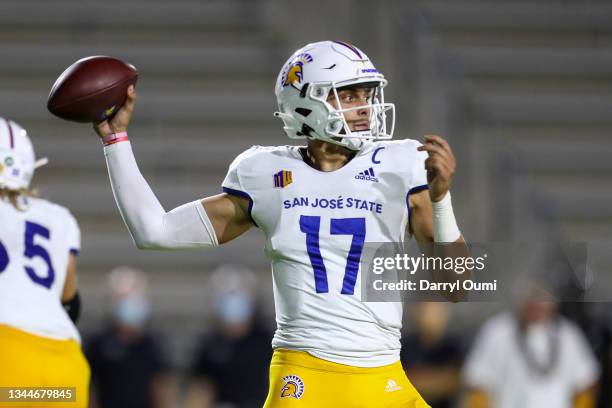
[409, 135, 471, 301]
[61, 254, 81, 323]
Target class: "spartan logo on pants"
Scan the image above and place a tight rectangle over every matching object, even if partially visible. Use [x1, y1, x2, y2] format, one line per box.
[280, 375, 305, 399]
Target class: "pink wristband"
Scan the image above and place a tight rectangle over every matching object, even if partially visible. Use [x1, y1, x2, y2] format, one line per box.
[102, 131, 129, 146]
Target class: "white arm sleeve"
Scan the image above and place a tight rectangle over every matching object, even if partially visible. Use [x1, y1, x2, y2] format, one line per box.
[103, 141, 218, 249]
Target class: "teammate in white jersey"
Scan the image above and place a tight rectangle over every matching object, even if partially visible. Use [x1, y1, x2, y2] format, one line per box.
[0, 118, 89, 408]
[93, 41, 466, 407]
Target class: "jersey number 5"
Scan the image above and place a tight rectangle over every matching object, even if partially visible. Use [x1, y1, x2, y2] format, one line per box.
[0, 221, 56, 289]
[299, 215, 365, 295]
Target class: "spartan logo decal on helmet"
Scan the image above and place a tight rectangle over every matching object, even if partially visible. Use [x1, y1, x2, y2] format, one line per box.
[274, 41, 395, 151]
[282, 53, 313, 87]
[0, 118, 47, 190]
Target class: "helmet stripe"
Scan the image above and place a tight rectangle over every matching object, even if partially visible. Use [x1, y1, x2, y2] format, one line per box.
[333, 40, 362, 58]
[2, 118, 15, 149]
[8, 122, 14, 149]
[3, 118, 14, 149]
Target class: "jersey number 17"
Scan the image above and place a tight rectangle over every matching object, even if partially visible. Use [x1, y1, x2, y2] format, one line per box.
[299, 215, 365, 295]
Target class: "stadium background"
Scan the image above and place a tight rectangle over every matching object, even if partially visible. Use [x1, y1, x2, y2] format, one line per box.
[2, 0, 611, 406]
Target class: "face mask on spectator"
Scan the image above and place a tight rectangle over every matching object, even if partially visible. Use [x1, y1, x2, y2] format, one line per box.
[113, 296, 150, 327]
[216, 292, 253, 324]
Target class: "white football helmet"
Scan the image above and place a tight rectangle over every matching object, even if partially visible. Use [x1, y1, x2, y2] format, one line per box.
[0, 118, 47, 190]
[275, 40, 395, 151]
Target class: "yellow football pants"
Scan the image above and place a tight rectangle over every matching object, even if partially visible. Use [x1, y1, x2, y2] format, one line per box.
[264, 349, 430, 408]
[0, 324, 89, 408]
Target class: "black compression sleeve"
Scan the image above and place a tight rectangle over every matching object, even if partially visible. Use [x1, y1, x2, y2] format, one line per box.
[62, 292, 81, 324]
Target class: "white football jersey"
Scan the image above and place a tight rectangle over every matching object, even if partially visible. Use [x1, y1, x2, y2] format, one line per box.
[0, 197, 81, 342]
[222, 139, 428, 367]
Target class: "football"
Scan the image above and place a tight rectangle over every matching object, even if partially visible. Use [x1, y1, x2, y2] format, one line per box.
[47, 56, 138, 123]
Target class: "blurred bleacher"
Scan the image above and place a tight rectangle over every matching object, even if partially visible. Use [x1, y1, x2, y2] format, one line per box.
[0, 0, 284, 364]
[410, 0, 612, 243]
[1, 0, 611, 366]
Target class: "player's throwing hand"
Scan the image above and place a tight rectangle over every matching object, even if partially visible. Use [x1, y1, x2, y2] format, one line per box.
[93, 85, 137, 138]
[417, 134, 456, 202]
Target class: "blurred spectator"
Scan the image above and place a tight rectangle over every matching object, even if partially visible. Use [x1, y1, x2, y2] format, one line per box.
[86, 266, 175, 408]
[561, 302, 612, 408]
[463, 282, 599, 408]
[401, 302, 464, 408]
[185, 265, 272, 408]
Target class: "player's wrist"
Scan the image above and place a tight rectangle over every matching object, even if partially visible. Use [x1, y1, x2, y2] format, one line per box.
[431, 192, 461, 243]
[101, 131, 129, 147]
[429, 190, 446, 203]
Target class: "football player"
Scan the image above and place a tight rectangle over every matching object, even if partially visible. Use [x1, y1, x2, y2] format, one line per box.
[94, 41, 466, 407]
[0, 118, 89, 408]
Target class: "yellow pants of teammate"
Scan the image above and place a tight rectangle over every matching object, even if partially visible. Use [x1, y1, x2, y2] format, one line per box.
[0, 324, 89, 408]
[264, 349, 430, 408]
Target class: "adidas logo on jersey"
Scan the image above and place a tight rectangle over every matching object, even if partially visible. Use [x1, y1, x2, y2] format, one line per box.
[355, 167, 379, 182]
[385, 379, 402, 393]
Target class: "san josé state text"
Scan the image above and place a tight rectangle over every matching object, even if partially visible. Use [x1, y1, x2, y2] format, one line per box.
[283, 196, 383, 214]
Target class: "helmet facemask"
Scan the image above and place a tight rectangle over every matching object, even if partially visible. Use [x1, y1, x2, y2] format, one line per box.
[313, 81, 395, 149]
[277, 81, 395, 151]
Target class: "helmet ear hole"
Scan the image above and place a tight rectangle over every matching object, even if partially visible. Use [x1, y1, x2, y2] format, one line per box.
[327, 119, 343, 133]
[294, 108, 312, 117]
